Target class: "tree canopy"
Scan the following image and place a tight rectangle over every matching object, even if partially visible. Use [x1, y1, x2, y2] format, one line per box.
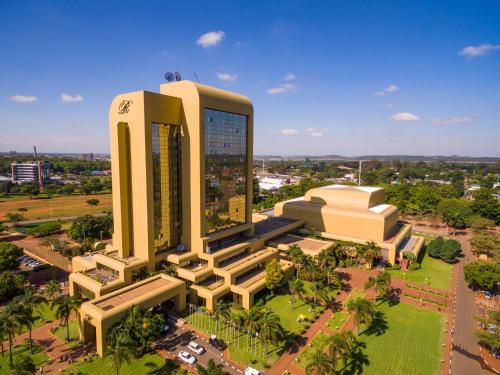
[464, 261, 500, 291]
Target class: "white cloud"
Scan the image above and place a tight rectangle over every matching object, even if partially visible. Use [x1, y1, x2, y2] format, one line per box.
[390, 112, 420, 122]
[9, 95, 38, 103]
[373, 84, 399, 96]
[216, 72, 237, 82]
[431, 116, 473, 126]
[305, 127, 325, 137]
[283, 73, 296, 81]
[280, 128, 299, 136]
[196, 31, 225, 48]
[60, 93, 83, 103]
[460, 44, 500, 58]
[385, 103, 394, 108]
[267, 83, 296, 95]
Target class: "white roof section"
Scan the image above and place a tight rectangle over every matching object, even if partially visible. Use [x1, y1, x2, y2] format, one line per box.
[321, 184, 382, 193]
[369, 204, 392, 214]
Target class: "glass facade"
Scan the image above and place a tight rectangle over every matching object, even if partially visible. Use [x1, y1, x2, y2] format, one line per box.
[151, 123, 182, 252]
[204, 108, 248, 234]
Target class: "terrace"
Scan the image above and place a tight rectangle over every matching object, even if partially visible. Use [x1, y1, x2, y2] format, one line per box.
[82, 267, 119, 285]
[270, 234, 332, 256]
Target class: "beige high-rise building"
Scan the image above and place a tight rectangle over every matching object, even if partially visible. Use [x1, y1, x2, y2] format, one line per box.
[69, 80, 422, 356]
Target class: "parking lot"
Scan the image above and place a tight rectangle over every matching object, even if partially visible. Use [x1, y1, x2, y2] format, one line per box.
[155, 325, 242, 375]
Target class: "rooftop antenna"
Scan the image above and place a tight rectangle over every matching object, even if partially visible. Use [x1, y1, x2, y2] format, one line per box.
[193, 73, 201, 83]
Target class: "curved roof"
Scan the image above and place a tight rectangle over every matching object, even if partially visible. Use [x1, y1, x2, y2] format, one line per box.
[304, 184, 385, 209]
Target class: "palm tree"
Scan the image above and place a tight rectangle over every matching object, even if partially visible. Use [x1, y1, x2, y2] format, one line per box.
[310, 281, 330, 307]
[107, 332, 135, 375]
[86, 198, 100, 215]
[10, 355, 36, 375]
[2, 302, 24, 368]
[72, 294, 83, 338]
[43, 280, 62, 301]
[215, 299, 232, 339]
[52, 294, 73, 342]
[347, 297, 375, 336]
[196, 358, 229, 375]
[258, 309, 284, 355]
[14, 289, 47, 353]
[0, 313, 8, 358]
[305, 349, 336, 375]
[364, 242, 382, 268]
[318, 249, 336, 270]
[327, 331, 356, 367]
[288, 245, 305, 277]
[242, 306, 262, 352]
[288, 277, 305, 308]
[324, 267, 343, 290]
[364, 271, 391, 302]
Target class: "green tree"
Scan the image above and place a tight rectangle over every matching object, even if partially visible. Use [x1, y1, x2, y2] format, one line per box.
[11, 355, 36, 375]
[464, 261, 500, 291]
[471, 233, 500, 259]
[475, 311, 500, 353]
[470, 217, 496, 233]
[197, 358, 229, 375]
[471, 188, 500, 224]
[305, 349, 336, 375]
[86, 198, 100, 215]
[437, 198, 473, 229]
[288, 277, 305, 308]
[0, 242, 23, 272]
[440, 239, 461, 263]
[107, 332, 135, 375]
[265, 259, 284, 294]
[347, 297, 375, 336]
[14, 288, 47, 353]
[52, 295, 73, 342]
[426, 236, 444, 258]
[2, 301, 24, 368]
[310, 281, 330, 307]
[43, 280, 62, 301]
[27, 222, 61, 237]
[327, 331, 357, 368]
[258, 308, 284, 354]
[363, 241, 382, 268]
[68, 214, 113, 242]
[365, 271, 391, 301]
[5, 212, 26, 225]
[0, 272, 26, 303]
[20, 184, 39, 199]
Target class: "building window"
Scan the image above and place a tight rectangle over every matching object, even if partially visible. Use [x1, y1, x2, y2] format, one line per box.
[204, 108, 248, 234]
[152, 123, 182, 252]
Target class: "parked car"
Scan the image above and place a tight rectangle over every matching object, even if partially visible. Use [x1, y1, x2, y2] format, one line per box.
[163, 324, 170, 333]
[178, 351, 196, 365]
[209, 335, 226, 351]
[187, 341, 205, 355]
[245, 367, 264, 375]
[493, 349, 500, 359]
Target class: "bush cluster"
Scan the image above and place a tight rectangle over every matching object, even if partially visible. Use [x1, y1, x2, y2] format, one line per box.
[427, 236, 461, 263]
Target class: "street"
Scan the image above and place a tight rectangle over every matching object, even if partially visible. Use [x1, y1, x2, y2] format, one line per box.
[156, 325, 242, 375]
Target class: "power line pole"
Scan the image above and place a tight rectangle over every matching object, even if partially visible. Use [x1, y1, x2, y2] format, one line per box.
[358, 160, 362, 186]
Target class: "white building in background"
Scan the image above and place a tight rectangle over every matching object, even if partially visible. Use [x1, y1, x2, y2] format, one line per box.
[11, 161, 50, 187]
[258, 175, 301, 192]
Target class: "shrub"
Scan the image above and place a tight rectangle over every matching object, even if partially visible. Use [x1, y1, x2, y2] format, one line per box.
[427, 236, 444, 258]
[27, 222, 62, 237]
[408, 263, 421, 270]
[393, 264, 401, 270]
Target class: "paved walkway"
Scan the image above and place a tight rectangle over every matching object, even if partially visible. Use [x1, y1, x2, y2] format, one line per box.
[3, 317, 85, 373]
[268, 268, 378, 375]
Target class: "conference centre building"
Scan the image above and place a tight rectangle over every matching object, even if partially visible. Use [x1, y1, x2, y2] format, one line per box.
[69, 80, 422, 355]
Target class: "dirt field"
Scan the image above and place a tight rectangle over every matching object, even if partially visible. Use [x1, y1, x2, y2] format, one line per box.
[0, 194, 112, 220]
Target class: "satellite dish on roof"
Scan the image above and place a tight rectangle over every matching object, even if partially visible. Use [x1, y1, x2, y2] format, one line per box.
[164, 72, 175, 82]
[174, 71, 182, 81]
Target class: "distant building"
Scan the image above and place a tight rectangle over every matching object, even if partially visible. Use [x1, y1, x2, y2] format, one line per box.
[81, 153, 94, 161]
[8, 150, 16, 156]
[11, 161, 50, 187]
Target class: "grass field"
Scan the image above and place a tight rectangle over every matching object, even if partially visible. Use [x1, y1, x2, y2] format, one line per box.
[13, 220, 73, 234]
[358, 301, 445, 375]
[53, 320, 80, 347]
[343, 288, 365, 306]
[0, 193, 112, 221]
[262, 294, 317, 334]
[326, 310, 349, 331]
[61, 353, 178, 375]
[388, 253, 453, 291]
[0, 343, 49, 374]
[295, 332, 330, 369]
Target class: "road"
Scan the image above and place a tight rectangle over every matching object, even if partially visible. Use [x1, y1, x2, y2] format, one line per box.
[450, 233, 495, 375]
[157, 325, 241, 375]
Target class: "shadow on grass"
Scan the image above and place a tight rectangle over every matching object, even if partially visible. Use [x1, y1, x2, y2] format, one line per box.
[362, 310, 388, 337]
[145, 359, 180, 374]
[340, 342, 370, 375]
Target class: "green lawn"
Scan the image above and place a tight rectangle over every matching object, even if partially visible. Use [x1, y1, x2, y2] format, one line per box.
[14, 220, 73, 234]
[358, 301, 445, 375]
[326, 311, 349, 331]
[61, 353, 180, 375]
[0, 343, 49, 374]
[302, 280, 340, 302]
[263, 294, 317, 335]
[343, 288, 365, 306]
[53, 320, 80, 347]
[295, 332, 330, 369]
[388, 253, 452, 291]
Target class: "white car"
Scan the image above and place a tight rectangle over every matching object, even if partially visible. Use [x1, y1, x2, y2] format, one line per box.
[188, 341, 205, 354]
[245, 367, 264, 375]
[178, 351, 196, 365]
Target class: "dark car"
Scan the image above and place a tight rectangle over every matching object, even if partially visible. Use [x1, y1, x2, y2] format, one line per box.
[208, 335, 226, 351]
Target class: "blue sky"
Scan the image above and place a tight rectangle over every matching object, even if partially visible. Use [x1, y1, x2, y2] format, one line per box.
[1, 1, 499, 156]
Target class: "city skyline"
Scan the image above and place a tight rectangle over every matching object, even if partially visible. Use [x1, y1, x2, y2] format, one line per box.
[1, 1, 500, 156]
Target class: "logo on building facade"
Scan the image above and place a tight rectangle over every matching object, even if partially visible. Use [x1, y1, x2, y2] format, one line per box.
[118, 100, 133, 114]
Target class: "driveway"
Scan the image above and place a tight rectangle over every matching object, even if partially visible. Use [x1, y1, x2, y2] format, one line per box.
[156, 325, 242, 375]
